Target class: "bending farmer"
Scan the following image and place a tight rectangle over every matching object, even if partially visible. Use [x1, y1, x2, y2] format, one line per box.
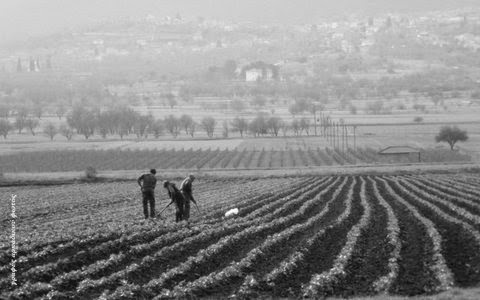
[163, 181, 185, 222]
[180, 174, 198, 221]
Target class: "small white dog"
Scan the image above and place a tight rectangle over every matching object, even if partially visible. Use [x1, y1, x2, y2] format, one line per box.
[225, 208, 239, 217]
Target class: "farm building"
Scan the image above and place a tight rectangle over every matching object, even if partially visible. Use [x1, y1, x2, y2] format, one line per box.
[378, 146, 422, 162]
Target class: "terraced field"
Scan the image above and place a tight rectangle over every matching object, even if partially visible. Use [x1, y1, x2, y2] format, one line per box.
[1, 173, 480, 299]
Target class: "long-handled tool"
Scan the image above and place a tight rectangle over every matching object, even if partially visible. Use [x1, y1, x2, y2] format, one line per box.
[193, 202, 200, 213]
[159, 201, 173, 215]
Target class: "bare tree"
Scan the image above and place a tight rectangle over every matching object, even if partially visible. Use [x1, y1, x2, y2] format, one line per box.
[164, 115, 180, 138]
[249, 115, 268, 137]
[134, 115, 154, 138]
[280, 121, 290, 137]
[179, 114, 194, 135]
[59, 124, 74, 140]
[201, 116, 216, 138]
[291, 119, 301, 136]
[188, 121, 196, 137]
[222, 120, 229, 138]
[96, 113, 110, 139]
[267, 116, 283, 137]
[15, 116, 26, 134]
[25, 118, 39, 136]
[231, 117, 248, 138]
[44, 123, 58, 140]
[300, 118, 311, 135]
[0, 119, 12, 139]
[67, 106, 96, 139]
[149, 119, 165, 138]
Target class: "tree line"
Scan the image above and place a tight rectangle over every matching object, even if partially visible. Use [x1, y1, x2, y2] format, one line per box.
[0, 102, 470, 153]
[0, 105, 317, 140]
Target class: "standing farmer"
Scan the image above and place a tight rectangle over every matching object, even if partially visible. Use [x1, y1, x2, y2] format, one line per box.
[180, 174, 198, 221]
[163, 181, 185, 222]
[137, 169, 157, 219]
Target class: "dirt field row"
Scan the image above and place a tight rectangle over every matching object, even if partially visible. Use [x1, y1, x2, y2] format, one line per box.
[1, 173, 480, 299]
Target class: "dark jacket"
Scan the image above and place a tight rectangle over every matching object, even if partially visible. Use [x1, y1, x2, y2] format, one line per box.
[166, 183, 183, 202]
[180, 177, 193, 196]
[138, 174, 157, 192]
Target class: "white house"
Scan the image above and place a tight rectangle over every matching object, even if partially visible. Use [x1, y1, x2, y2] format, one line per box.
[245, 68, 263, 82]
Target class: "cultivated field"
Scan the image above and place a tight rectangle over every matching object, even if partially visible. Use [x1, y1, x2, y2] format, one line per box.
[0, 147, 471, 173]
[1, 173, 480, 299]
[1, 122, 478, 163]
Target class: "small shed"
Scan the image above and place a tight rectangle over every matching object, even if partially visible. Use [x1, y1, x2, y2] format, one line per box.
[378, 146, 422, 162]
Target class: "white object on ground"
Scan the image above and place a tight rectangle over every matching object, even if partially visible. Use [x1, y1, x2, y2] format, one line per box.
[225, 208, 239, 217]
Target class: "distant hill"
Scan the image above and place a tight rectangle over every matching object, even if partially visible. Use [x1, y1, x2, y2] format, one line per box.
[0, 0, 479, 44]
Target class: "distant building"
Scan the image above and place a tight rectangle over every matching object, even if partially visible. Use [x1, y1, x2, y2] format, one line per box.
[455, 34, 480, 51]
[378, 146, 422, 162]
[243, 62, 278, 82]
[245, 68, 263, 82]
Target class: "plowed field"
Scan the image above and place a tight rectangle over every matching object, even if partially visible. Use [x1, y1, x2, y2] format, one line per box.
[1, 173, 480, 299]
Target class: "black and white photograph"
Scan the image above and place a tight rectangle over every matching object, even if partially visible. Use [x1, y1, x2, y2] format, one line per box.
[1, 0, 480, 299]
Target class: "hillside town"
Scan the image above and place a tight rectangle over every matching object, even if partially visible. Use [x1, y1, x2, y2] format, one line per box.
[2, 8, 480, 82]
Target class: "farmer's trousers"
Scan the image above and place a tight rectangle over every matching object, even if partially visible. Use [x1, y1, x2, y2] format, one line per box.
[142, 190, 155, 219]
[182, 192, 193, 220]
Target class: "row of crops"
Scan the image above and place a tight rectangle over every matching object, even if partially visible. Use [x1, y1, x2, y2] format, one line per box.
[0, 147, 471, 172]
[1, 173, 480, 298]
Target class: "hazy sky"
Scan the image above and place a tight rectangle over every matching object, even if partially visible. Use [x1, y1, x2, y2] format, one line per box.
[0, 0, 478, 43]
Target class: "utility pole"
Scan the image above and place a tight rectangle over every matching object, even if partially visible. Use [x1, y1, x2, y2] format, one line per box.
[334, 121, 337, 149]
[337, 123, 340, 150]
[332, 121, 335, 148]
[324, 114, 328, 139]
[345, 124, 348, 150]
[327, 119, 330, 144]
[340, 119, 345, 154]
[333, 121, 337, 149]
[326, 116, 330, 143]
[334, 122, 337, 150]
[353, 125, 357, 150]
[311, 103, 317, 136]
[320, 113, 324, 137]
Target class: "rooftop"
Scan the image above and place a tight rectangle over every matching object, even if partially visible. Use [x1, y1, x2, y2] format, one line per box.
[378, 146, 420, 155]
